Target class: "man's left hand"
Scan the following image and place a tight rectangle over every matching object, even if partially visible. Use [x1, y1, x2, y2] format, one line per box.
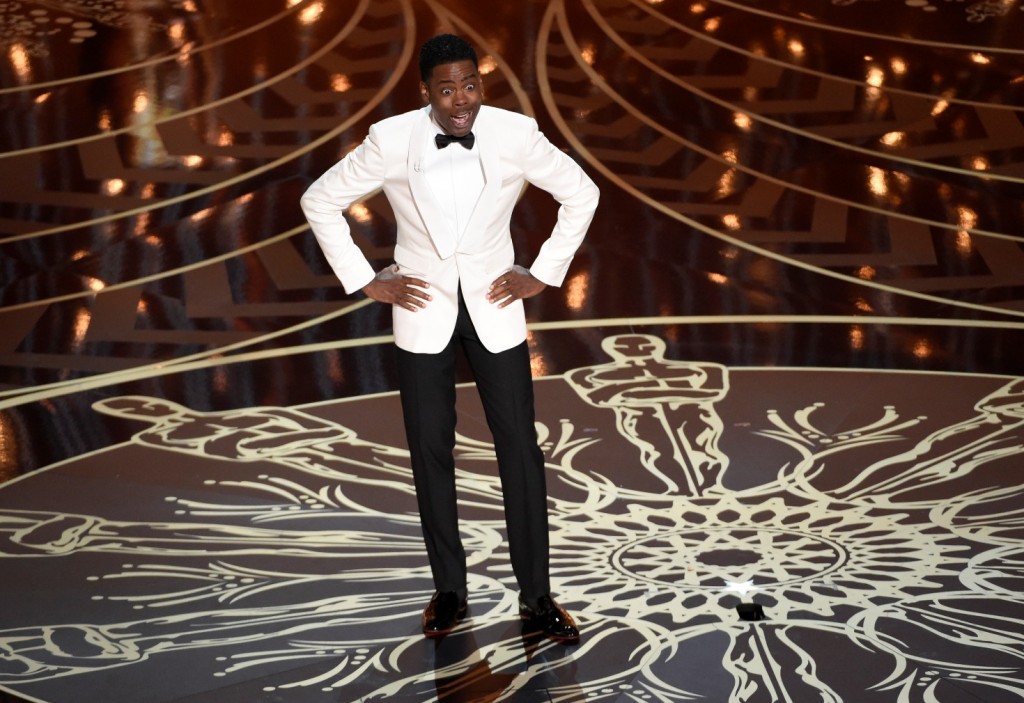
[488, 266, 546, 308]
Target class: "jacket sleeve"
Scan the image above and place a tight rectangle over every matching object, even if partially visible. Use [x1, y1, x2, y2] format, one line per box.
[299, 125, 387, 294]
[519, 119, 600, 287]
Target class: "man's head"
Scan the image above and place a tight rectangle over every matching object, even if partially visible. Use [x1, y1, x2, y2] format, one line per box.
[418, 34, 483, 138]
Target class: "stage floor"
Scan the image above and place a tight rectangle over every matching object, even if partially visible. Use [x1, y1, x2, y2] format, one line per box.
[1, 1, 1023, 701]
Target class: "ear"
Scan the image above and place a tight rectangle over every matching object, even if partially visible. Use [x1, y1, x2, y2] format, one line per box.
[419, 81, 429, 104]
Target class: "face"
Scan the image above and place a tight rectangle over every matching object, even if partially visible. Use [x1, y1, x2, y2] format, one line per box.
[419, 59, 483, 137]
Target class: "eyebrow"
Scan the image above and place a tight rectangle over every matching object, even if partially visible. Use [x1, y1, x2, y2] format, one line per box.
[436, 72, 479, 85]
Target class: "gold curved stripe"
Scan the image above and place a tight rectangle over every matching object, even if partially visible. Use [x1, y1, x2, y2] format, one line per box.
[0, 0, 412, 247]
[582, 0, 1024, 188]
[0, 0, 370, 159]
[537, 0, 1024, 320]
[2, 313, 1020, 410]
[624, 0, 1024, 112]
[0, 222, 309, 313]
[0, 296, 375, 404]
[706, 0, 1024, 56]
[0, 0, 325, 96]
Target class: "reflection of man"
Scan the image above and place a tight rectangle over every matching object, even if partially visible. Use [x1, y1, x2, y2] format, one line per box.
[565, 335, 728, 495]
[0, 596, 591, 691]
[300, 34, 599, 642]
[432, 628, 584, 703]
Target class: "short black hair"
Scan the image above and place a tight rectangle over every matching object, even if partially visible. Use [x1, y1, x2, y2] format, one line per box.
[419, 34, 478, 83]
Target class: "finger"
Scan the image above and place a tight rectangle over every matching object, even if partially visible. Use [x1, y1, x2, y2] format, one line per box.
[404, 283, 433, 306]
[492, 289, 516, 306]
[397, 295, 422, 311]
[405, 287, 432, 301]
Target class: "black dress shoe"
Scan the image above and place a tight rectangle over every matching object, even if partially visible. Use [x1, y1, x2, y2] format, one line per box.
[422, 591, 468, 638]
[519, 594, 579, 644]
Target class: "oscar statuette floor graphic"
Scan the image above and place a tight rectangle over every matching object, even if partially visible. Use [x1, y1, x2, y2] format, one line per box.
[2, 335, 1021, 702]
[3, 0, 1024, 700]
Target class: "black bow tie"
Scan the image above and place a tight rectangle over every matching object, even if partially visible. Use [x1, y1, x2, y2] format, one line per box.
[435, 132, 475, 150]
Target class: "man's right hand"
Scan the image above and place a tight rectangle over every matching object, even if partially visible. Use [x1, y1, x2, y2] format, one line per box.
[362, 271, 431, 311]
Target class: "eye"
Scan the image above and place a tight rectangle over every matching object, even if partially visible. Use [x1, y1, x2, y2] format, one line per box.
[442, 88, 453, 95]
[465, 84, 476, 91]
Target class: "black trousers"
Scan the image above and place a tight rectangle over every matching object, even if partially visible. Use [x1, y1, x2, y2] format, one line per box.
[396, 289, 550, 601]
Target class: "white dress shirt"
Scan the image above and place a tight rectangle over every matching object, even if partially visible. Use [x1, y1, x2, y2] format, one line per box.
[423, 124, 485, 253]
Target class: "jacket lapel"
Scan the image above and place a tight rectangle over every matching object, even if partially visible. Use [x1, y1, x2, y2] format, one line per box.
[408, 108, 457, 259]
[459, 107, 500, 248]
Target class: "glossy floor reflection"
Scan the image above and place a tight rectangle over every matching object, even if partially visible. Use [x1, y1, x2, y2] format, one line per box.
[1, 1, 1023, 702]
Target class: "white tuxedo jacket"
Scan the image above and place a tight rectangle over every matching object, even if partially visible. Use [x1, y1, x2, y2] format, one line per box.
[300, 105, 599, 354]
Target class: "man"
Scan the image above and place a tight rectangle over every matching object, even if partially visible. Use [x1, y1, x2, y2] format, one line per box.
[300, 34, 599, 643]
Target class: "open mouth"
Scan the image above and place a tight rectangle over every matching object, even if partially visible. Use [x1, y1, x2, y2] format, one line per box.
[450, 112, 472, 132]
